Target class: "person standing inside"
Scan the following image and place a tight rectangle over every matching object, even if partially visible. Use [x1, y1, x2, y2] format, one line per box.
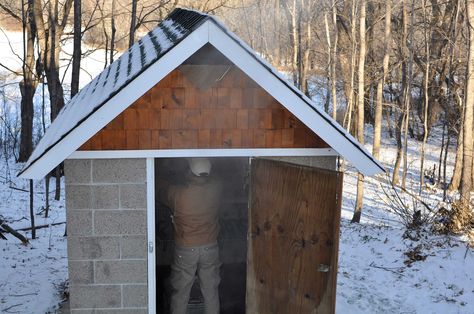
[164, 158, 222, 314]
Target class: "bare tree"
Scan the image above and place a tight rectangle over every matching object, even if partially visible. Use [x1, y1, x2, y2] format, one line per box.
[129, 0, 138, 48]
[461, 0, 474, 206]
[71, 0, 81, 97]
[352, 0, 366, 223]
[372, 0, 391, 160]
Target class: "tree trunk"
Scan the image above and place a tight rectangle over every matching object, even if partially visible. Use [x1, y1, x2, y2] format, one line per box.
[29, 179, 35, 239]
[419, 0, 430, 192]
[71, 0, 81, 97]
[449, 123, 463, 191]
[392, 114, 404, 185]
[110, 0, 116, 64]
[331, 0, 338, 120]
[373, 0, 391, 159]
[352, 0, 366, 223]
[401, 0, 415, 189]
[461, 0, 474, 205]
[18, 0, 38, 163]
[129, 0, 137, 48]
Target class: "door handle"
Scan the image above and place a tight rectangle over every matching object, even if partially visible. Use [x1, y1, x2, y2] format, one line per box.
[317, 264, 330, 272]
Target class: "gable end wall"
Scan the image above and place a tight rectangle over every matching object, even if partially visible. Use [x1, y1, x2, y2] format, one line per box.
[65, 158, 148, 313]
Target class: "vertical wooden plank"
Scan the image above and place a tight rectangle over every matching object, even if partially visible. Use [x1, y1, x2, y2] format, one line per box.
[230, 88, 242, 108]
[223, 129, 242, 148]
[126, 130, 139, 149]
[150, 109, 161, 129]
[282, 129, 294, 148]
[247, 159, 343, 314]
[198, 129, 210, 148]
[159, 130, 172, 148]
[217, 87, 231, 107]
[209, 129, 223, 148]
[124, 109, 138, 130]
[183, 109, 200, 130]
[253, 130, 266, 147]
[137, 109, 151, 130]
[151, 130, 160, 149]
[241, 129, 254, 147]
[237, 109, 249, 129]
[185, 87, 198, 108]
[138, 130, 152, 149]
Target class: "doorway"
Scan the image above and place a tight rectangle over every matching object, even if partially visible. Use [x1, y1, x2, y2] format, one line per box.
[154, 157, 249, 314]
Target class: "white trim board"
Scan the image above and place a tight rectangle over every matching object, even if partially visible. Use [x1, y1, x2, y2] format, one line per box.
[19, 14, 384, 179]
[146, 158, 156, 314]
[207, 22, 382, 176]
[68, 148, 338, 159]
[18, 21, 210, 180]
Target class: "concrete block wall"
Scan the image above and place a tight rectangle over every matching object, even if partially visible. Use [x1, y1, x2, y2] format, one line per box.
[65, 159, 148, 314]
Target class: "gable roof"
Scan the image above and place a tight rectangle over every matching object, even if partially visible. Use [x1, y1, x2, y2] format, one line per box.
[19, 8, 384, 179]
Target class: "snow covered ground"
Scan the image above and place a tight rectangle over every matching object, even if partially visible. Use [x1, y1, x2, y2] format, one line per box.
[0, 162, 67, 313]
[0, 30, 473, 313]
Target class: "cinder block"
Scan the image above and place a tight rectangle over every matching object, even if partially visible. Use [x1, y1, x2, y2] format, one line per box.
[66, 185, 92, 210]
[123, 284, 148, 307]
[69, 285, 121, 309]
[65, 159, 92, 184]
[67, 210, 93, 236]
[92, 185, 120, 209]
[310, 156, 337, 170]
[92, 159, 146, 184]
[121, 235, 147, 259]
[68, 236, 120, 260]
[71, 309, 147, 314]
[95, 260, 147, 284]
[94, 210, 146, 235]
[120, 184, 147, 209]
[69, 260, 94, 284]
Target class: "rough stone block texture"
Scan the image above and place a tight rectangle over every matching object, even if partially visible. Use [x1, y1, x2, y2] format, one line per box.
[95, 260, 147, 284]
[65, 159, 92, 184]
[92, 159, 146, 183]
[66, 210, 93, 236]
[120, 184, 147, 209]
[66, 185, 92, 209]
[66, 158, 148, 312]
[123, 285, 148, 307]
[121, 236, 147, 259]
[68, 236, 121, 260]
[94, 210, 146, 235]
[92, 185, 120, 209]
[69, 285, 122, 308]
[266, 156, 337, 170]
[71, 309, 147, 314]
[68, 261, 94, 284]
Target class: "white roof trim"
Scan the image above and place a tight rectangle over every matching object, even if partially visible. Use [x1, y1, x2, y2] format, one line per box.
[19, 16, 384, 179]
[207, 22, 383, 176]
[68, 148, 338, 159]
[19, 21, 210, 179]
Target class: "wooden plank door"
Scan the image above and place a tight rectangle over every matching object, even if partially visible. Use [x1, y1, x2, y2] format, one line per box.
[246, 158, 344, 314]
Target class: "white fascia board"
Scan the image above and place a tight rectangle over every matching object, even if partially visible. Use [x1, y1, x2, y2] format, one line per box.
[19, 21, 211, 180]
[207, 22, 383, 176]
[68, 148, 338, 159]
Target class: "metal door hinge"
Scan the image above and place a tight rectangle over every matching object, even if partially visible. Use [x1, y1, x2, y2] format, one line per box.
[148, 241, 154, 253]
[317, 264, 330, 273]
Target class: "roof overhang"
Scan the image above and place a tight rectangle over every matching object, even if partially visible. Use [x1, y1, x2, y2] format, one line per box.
[19, 14, 384, 179]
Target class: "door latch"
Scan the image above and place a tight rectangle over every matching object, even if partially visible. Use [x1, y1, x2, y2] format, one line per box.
[317, 264, 330, 272]
[148, 241, 154, 253]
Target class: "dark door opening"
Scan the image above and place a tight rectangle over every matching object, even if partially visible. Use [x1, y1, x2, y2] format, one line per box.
[155, 157, 249, 314]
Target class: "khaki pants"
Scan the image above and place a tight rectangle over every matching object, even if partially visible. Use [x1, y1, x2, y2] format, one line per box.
[170, 243, 221, 314]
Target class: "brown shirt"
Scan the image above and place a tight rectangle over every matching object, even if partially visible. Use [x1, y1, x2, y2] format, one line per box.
[167, 176, 222, 247]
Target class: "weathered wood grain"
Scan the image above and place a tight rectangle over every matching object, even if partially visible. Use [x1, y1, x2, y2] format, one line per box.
[247, 159, 343, 314]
